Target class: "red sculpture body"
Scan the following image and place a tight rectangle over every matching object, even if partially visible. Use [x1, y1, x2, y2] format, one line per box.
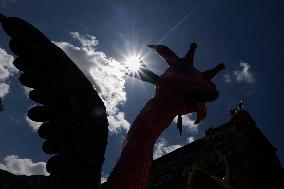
[106, 44, 225, 189]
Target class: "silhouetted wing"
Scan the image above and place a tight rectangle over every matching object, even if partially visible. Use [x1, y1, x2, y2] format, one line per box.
[0, 14, 108, 189]
[148, 45, 179, 66]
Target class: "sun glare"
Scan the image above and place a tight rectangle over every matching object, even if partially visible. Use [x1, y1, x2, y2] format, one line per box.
[125, 55, 141, 72]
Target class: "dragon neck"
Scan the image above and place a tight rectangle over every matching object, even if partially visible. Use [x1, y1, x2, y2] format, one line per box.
[106, 96, 176, 189]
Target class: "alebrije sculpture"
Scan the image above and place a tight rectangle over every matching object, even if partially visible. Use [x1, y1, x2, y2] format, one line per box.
[0, 14, 224, 189]
[107, 43, 224, 189]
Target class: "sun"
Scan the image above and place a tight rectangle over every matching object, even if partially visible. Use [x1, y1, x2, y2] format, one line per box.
[124, 55, 141, 72]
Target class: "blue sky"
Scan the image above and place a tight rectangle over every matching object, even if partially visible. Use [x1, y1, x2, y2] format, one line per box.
[0, 0, 283, 180]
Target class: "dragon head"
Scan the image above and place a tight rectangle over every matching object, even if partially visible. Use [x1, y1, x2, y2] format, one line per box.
[148, 43, 225, 123]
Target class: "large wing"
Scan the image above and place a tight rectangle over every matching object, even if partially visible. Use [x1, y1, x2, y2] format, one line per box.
[148, 45, 179, 66]
[0, 14, 108, 189]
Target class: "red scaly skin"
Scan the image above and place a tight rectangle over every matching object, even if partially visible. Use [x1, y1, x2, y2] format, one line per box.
[106, 43, 224, 189]
[106, 97, 177, 189]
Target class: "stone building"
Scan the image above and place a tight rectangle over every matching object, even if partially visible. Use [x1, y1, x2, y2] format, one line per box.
[147, 111, 284, 189]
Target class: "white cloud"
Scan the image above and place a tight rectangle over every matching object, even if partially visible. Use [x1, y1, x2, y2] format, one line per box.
[0, 83, 10, 97]
[0, 155, 49, 176]
[224, 74, 232, 83]
[25, 116, 42, 131]
[0, 47, 17, 98]
[224, 61, 255, 84]
[107, 112, 130, 133]
[173, 114, 198, 133]
[23, 86, 33, 97]
[54, 32, 130, 134]
[71, 32, 99, 51]
[187, 136, 194, 143]
[233, 62, 255, 83]
[153, 138, 182, 159]
[101, 174, 109, 183]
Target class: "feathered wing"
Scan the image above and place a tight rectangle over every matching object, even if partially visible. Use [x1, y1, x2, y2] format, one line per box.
[148, 45, 179, 66]
[0, 14, 108, 189]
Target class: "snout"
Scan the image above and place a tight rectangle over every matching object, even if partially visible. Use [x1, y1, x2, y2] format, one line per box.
[178, 75, 220, 102]
[189, 84, 219, 102]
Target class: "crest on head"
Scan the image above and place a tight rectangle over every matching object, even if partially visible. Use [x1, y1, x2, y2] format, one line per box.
[149, 43, 224, 109]
[128, 42, 225, 126]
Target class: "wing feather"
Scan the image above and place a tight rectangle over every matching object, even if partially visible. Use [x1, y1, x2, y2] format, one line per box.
[1, 15, 108, 189]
